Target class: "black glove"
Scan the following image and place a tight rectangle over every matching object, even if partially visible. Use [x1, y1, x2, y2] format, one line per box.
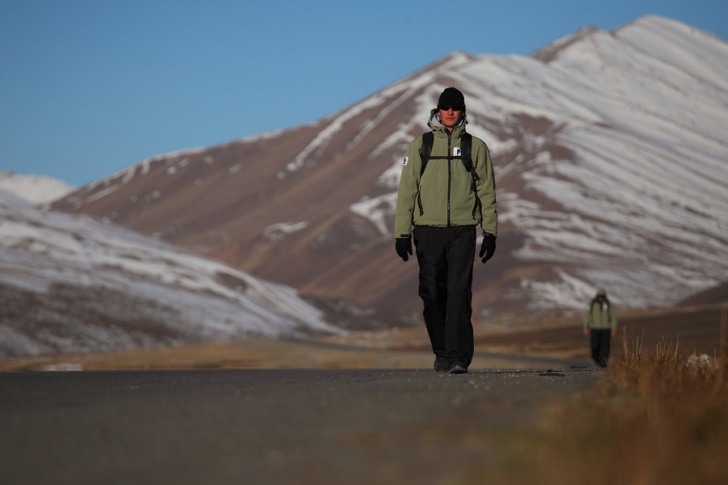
[479, 233, 496, 264]
[395, 237, 413, 262]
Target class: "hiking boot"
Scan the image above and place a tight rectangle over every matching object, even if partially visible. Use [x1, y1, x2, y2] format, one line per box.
[448, 362, 468, 374]
[434, 357, 451, 373]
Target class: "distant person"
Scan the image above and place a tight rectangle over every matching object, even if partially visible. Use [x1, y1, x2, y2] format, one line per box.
[583, 288, 618, 367]
[394, 87, 498, 374]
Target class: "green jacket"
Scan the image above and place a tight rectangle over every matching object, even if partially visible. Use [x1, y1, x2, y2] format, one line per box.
[394, 109, 498, 238]
[583, 298, 618, 331]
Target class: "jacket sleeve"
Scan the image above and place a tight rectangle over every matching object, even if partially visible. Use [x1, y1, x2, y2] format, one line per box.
[393, 137, 422, 238]
[610, 306, 618, 332]
[474, 140, 498, 236]
[583, 306, 591, 329]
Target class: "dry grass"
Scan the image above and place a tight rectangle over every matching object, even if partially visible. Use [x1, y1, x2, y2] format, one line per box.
[322, 304, 723, 362]
[474, 336, 728, 485]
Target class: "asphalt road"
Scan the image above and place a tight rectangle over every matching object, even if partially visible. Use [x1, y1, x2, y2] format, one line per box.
[0, 368, 601, 485]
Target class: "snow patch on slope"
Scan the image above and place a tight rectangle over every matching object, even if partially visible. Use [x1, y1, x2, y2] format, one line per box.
[350, 194, 398, 236]
[0, 191, 342, 355]
[263, 221, 309, 241]
[0, 171, 75, 205]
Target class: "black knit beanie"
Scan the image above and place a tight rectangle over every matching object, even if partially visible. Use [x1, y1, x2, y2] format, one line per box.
[438, 87, 465, 109]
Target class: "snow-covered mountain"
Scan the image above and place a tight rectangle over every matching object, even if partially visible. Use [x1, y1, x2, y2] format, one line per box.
[0, 189, 343, 357]
[52, 15, 728, 320]
[0, 171, 75, 205]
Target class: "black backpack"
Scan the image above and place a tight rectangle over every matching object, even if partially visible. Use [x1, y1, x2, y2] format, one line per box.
[419, 131, 479, 183]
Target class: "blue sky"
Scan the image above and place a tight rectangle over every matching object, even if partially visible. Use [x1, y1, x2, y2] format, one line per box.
[1, 0, 726, 186]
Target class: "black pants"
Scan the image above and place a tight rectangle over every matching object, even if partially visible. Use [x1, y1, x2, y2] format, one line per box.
[590, 329, 611, 367]
[413, 225, 476, 366]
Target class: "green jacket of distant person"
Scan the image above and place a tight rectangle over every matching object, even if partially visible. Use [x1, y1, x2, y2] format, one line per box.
[583, 288, 618, 331]
[394, 108, 498, 238]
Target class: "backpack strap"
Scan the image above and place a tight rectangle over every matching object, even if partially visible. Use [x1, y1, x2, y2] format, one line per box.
[419, 132, 434, 178]
[460, 134, 478, 181]
[460, 133, 481, 219]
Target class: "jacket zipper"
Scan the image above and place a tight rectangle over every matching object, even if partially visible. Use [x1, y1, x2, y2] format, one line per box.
[447, 131, 452, 227]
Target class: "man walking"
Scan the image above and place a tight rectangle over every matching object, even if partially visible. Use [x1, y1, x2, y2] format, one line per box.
[394, 87, 497, 374]
[583, 288, 618, 367]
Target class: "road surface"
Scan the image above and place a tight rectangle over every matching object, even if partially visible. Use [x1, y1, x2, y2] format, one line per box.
[1, 368, 600, 485]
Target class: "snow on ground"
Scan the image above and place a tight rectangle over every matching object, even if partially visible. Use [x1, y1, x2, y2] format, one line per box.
[350, 194, 398, 237]
[263, 221, 310, 241]
[0, 171, 75, 205]
[0, 190, 342, 355]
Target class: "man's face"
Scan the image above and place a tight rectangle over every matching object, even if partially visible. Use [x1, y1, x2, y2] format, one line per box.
[438, 106, 463, 130]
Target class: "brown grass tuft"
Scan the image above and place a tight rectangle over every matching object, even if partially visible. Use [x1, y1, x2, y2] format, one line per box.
[473, 336, 728, 485]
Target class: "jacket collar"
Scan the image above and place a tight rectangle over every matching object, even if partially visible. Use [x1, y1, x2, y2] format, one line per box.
[427, 107, 468, 138]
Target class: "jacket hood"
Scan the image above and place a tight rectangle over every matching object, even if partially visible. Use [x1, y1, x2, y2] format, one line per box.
[427, 108, 468, 137]
[596, 287, 607, 297]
